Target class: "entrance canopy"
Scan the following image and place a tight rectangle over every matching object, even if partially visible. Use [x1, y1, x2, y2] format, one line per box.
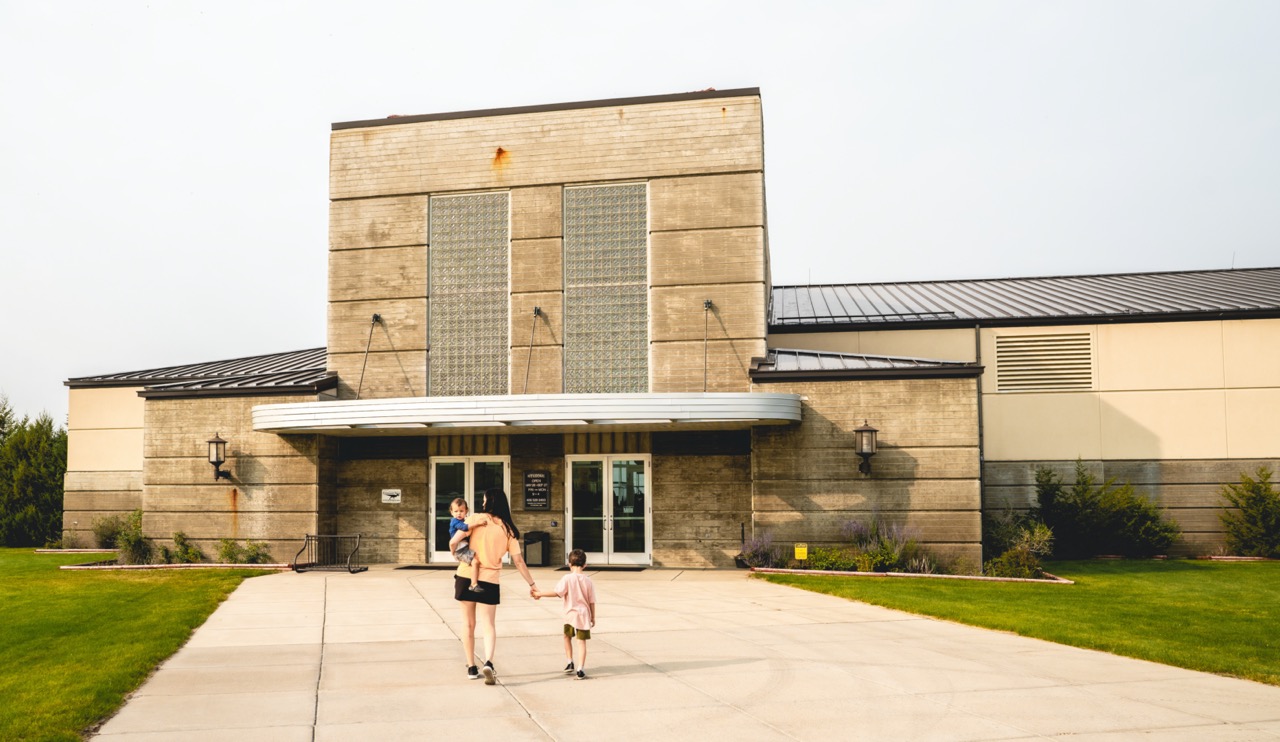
[252, 392, 803, 436]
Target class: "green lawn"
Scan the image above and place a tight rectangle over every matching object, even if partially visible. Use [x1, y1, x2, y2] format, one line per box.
[760, 559, 1280, 686]
[0, 548, 269, 741]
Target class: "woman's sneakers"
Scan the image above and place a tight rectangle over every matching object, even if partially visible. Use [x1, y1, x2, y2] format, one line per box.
[482, 661, 497, 685]
[575, 669, 586, 680]
[563, 661, 575, 674]
[466, 665, 479, 680]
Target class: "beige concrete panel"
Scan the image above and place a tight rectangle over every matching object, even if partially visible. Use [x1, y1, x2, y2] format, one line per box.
[510, 345, 564, 395]
[1223, 318, 1280, 388]
[1226, 388, 1280, 458]
[651, 480, 751, 512]
[653, 454, 752, 485]
[754, 479, 981, 512]
[755, 447, 980, 481]
[650, 228, 765, 287]
[143, 484, 319, 513]
[335, 485, 427, 512]
[144, 397, 319, 459]
[67, 429, 144, 471]
[328, 297, 426, 357]
[330, 95, 764, 199]
[512, 186, 562, 240]
[329, 195, 428, 250]
[145, 456, 318, 486]
[768, 329, 977, 364]
[328, 245, 427, 302]
[328, 350, 426, 400]
[982, 392, 1102, 461]
[649, 173, 764, 232]
[62, 491, 144, 512]
[651, 284, 765, 342]
[144, 511, 317, 542]
[650, 339, 763, 392]
[511, 238, 563, 294]
[653, 512, 747, 544]
[336, 458, 428, 486]
[1097, 321, 1225, 391]
[511, 292, 562, 347]
[1099, 391, 1227, 459]
[64, 470, 143, 492]
[754, 510, 981, 545]
[68, 387, 146, 429]
[653, 544, 736, 569]
[1102, 458, 1280, 485]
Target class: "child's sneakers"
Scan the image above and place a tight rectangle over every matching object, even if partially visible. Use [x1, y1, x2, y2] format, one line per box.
[563, 661, 575, 674]
[575, 669, 586, 680]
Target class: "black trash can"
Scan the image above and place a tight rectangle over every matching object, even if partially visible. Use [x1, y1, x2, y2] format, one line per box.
[524, 530, 551, 568]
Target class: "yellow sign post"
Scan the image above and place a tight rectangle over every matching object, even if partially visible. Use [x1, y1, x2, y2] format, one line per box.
[794, 543, 808, 561]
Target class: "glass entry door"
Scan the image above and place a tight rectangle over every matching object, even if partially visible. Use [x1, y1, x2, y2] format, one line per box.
[430, 456, 508, 562]
[566, 455, 651, 566]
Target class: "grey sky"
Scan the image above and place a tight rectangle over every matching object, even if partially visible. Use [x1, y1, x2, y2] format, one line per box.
[2, 1, 1277, 424]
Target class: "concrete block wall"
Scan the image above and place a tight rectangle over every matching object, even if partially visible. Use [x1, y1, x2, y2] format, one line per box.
[751, 378, 983, 570]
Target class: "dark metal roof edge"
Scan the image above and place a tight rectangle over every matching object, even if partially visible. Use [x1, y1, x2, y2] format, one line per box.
[138, 378, 337, 400]
[333, 88, 762, 130]
[771, 265, 1280, 292]
[751, 365, 985, 382]
[65, 347, 327, 386]
[768, 307, 1280, 333]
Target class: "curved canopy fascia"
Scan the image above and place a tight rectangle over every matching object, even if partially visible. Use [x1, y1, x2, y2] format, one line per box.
[252, 392, 803, 436]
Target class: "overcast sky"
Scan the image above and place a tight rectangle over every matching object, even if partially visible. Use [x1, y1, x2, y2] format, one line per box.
[2, 1, 1278, 424]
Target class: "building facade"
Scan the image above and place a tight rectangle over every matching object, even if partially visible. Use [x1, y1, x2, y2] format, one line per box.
[63, 89, 1279, 567]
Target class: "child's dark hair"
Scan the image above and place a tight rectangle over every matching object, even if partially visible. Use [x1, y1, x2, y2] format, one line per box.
[568, 548, 587, 567]
[480, 487, 520, 539]
[450, 497, 467, 510]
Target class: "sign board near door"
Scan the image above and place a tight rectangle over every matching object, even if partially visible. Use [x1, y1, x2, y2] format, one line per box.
[523, 470, 551, 510]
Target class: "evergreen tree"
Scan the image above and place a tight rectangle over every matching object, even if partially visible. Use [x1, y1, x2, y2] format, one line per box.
[0, 395, 68, 547]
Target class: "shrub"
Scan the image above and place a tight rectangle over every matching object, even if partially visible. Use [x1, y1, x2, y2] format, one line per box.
[806, 546, 859, 571]
[217, 538, 274, 564]
[736, 532, 781, 567]
[91, 513, 126, 549]
[167, 532, 205, 564]
[217, 538, 244, 564]
[61, 531, 84, 549]
[984, 521, 1053, 579]
[115, 510, 154, 565]
[243, 541, 274, 564]
[1219, 468, 1280, 558]
[1034, 461, 1179, 558]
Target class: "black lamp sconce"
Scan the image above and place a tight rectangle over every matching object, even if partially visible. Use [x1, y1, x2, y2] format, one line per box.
[208, 433, 232, 481]
[853, 421, 878, 475]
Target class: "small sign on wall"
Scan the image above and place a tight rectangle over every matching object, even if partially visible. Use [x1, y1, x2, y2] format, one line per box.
[382, 489, 402, 505]
[523, 470, 551, 511]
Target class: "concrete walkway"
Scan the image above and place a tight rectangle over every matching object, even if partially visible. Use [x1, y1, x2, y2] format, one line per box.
[93, 566, 1280, 741]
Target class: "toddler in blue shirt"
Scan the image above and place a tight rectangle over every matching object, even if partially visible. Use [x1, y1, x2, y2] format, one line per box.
[449, 497, 483, 593]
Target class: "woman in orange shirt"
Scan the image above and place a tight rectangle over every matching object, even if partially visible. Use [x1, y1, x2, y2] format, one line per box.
[450, 487, 539, 685]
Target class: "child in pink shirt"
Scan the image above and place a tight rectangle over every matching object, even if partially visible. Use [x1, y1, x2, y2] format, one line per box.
[532, 548, 596, 679]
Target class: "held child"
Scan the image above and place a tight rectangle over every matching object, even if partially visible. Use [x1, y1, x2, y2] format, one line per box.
[532, 548, 596, 679]
[447, 498, 483, 594]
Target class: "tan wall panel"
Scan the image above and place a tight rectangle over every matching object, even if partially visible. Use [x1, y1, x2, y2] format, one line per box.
[67, 429, 145, 471]
[62, 491, 143, 513]
[329, 195, 429, 250]
[1097, 321, 1224, 391]
[651, 284, 765, 342]
[143, 484, 319, 513]
[650, 228, 766, 287]
[650, 339, 762, 393]
[1223, 318, 1280, 388]
[146, 457, 318, 487]
[1100, 391, 1227, 459]
[1225, 388, 1280, 458]
[512, 186, 562, 240]
[145, 397, 319, 459]
[328, 350, 426, 400]
[649, 173, 764, 232]
[511, 238, 564, 294]
[754, 479, 980, 512]
[328, 245, 427, 302]
[144, 511, 317, 542]
[328, 297, 427, 357]
[769, 329, 976, 364]
[510, 292, 563, 347]
[331, 96, 763, 199]
[755, 446, 980, 481]
[510, 346, 565, 395]
[65, 470, 143, 492]
[982, 392, 1102, 461]
[68, 387, 146, 430]
[754, 510, 981, 546]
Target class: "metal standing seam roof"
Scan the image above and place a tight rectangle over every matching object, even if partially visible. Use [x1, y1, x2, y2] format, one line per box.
[65, 348, 335, 397]
[751, 348, 982, 381]
[769, 267, 1280, 331]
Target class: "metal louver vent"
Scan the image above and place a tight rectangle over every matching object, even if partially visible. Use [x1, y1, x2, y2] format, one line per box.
[995, 333, 1093, 392]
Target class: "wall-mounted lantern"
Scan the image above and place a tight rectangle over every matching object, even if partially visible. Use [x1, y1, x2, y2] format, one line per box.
[208, 433, 232, 481]
[853, 421, 878, 475]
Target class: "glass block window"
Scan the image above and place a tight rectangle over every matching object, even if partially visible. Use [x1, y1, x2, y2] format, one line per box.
[564, 183, 649, 393]
[428, 192, 509, 396]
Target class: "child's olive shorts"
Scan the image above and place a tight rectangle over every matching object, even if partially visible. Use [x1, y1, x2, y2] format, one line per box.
[563, 624, 591, 640]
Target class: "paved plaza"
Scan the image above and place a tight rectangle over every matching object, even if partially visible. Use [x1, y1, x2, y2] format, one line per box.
[92, 566, 1280, 741]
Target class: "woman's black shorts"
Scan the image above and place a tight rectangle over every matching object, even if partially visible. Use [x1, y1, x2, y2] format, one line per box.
[454, 575, 500, 605]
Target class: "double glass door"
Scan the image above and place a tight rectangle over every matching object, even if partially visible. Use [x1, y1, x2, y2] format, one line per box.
[430, 457, 508, 562]
[566, 455, 651, 565]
